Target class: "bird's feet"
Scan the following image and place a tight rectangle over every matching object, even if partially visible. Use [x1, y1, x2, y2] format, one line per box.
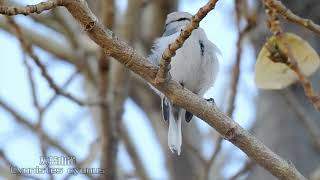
[206, 98, 215, 105]
[180, 82, 185, 89]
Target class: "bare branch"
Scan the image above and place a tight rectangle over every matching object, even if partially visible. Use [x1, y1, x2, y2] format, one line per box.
[285, 47, 320, 111]
[265, 39, 320, 111]
[0, 18, 76, 63]
[0, 150, 41, 180]
[120, 126, 149, 180]
[22, 54, 41, 113]
[204, 137, 223, 178]
[0, 98, 94, 179]
[0, 98, 71, 156]
[154, 0, 219, 84]
[51, 8, 79, 48]
[264, 0, 320, 35]
[263, 1, 320, 111]
[97, 0, 117, 178]
[42, 70, 79, 113]
[22, 50, 58, 180]
[0, 0, 64, 16]
[7, 17, 102, 107]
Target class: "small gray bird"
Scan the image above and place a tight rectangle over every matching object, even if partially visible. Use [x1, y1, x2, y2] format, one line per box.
[149, 12, 220, 155]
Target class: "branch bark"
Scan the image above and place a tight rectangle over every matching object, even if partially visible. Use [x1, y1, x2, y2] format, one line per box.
[264, 0, 320, 35]
[0, 0, 64, 15]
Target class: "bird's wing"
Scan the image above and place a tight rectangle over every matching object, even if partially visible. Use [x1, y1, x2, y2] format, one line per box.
[185, 111, 193, 123]
[161, 97, 170, 121]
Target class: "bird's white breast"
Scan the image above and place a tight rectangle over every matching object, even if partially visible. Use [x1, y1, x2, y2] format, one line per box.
[150, 28, 218, 95]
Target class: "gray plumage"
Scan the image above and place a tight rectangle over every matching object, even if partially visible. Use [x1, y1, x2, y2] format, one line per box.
[148, 12, 220, 155]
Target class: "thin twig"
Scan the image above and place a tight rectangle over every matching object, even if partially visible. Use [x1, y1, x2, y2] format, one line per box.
[265, 39, 320, 111]
[228, 160, 254, 180]
[51, 8, 78, 48]
[263, 1, 320, 111]
[22, 52, 54, 179]
[263, 1, 282, 36]
[0, 150, 41, 180]
[0, 18, 77, 63]
[4, 0, 67, 34]
[183, 138, 207, 165]
[120, 126, 149, 180]
[284, 45, 320, 111]
[6, 17, 103, 107]
[42, 70, 79, 113]
[264, 0, 320, 35]
[22, 54, 41, 113]
[0, 98, 94, 179]
[0, 0, 64, 16]
[154, 0, 219, 84]
[63, 138, 100, 180]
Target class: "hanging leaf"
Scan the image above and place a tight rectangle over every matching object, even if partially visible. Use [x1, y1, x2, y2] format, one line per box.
[255, 32, 320, 89]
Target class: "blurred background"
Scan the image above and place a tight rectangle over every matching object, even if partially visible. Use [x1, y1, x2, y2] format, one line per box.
[0, 0, 319, 179]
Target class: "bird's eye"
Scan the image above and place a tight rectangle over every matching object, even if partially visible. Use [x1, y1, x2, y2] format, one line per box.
[176, 17, 191, 22]
[165, 17, 191, 26]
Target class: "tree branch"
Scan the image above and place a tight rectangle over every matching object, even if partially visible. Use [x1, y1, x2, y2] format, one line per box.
[265, 37, 320, 111]
[264, 0, 320, 35]
[0, 18, 78, 64]
[0, 150, 41, 180]
[263, 1, 320, 111]
[0, 98, 94, 179]
[7, 17, 103, 107]
[0, 0, 64, 16]
[120, 126, 149, 180]
[97, 0, 117, 179]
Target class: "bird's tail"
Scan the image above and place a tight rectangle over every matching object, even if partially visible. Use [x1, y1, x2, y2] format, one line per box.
[162, 97, 182, 155]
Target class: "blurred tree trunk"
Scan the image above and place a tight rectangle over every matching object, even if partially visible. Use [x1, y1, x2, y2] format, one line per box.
[248, 1, 320, 179]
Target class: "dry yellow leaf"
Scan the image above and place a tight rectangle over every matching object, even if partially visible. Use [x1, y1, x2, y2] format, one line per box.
[255, 33, 320, 89]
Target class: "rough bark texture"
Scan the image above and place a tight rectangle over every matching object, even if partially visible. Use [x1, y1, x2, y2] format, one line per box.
[248, 1, 320, 179]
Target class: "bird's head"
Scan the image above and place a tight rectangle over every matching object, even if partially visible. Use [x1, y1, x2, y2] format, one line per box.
[164, 12, 192, 36]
